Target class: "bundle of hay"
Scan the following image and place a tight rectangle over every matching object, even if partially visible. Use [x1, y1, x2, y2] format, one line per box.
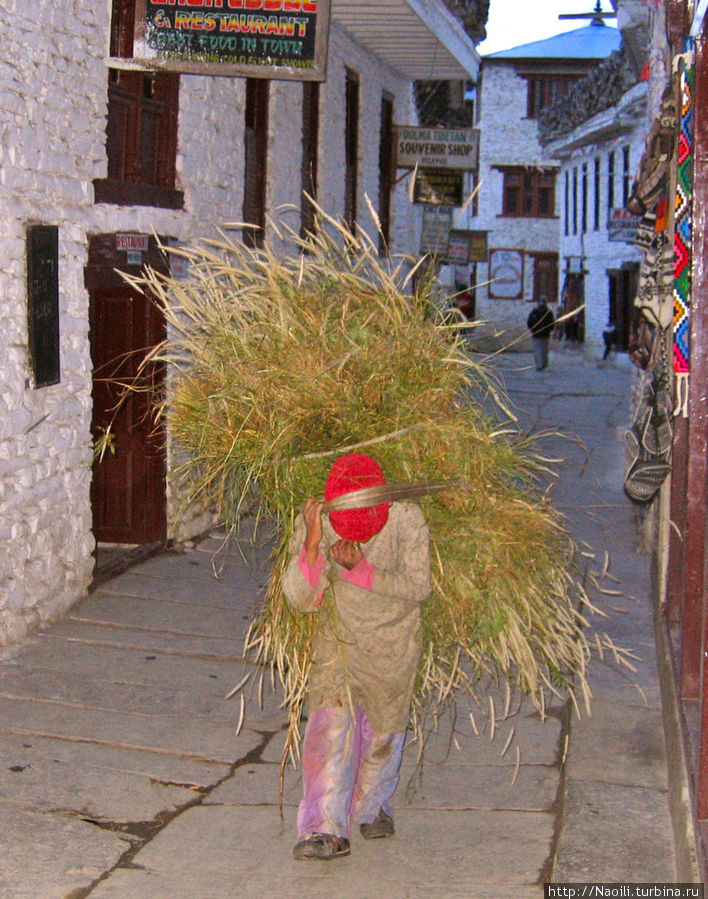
[125, 213, 608, 762]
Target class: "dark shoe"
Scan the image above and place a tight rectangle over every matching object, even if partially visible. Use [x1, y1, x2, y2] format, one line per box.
[293, 832, 350, 861]
[360, 809, 395, 840]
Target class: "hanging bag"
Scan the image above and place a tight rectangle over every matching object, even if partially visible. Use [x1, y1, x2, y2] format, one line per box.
[624, 328, 673, 504]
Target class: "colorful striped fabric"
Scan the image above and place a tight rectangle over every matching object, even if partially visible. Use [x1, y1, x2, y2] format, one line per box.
[673, 37, 694, 415]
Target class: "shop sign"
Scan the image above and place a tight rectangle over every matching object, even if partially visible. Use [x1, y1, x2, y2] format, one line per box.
[395, 126, 479, 170]
[446, 229, 488, 265]
[116, 233, 150, 252]
[413, 168, 464, 206]
[420, 206, 452, 258]
[468, 230, 488, 263]
[489, 248, 524, 300]
[447, 230, 472, 266]
[608, 208, 641, 243]
[121, 0, 331, 82]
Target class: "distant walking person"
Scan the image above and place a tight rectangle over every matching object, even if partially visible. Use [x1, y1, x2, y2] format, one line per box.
[602, 319, 617, 360]
[527, 296, 555, 371]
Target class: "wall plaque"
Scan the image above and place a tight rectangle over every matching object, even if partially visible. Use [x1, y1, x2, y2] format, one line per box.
[489, 248, 524, 300]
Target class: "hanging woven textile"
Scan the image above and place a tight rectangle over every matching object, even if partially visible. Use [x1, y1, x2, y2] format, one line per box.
[673, 37, 694, 417]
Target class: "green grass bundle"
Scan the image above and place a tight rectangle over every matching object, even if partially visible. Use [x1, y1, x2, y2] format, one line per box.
[125, 213, 611, 760]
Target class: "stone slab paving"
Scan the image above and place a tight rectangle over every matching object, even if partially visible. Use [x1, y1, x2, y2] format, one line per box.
[494, 351, 680, 883]
[0, 805, 133, 899]
[0, 732, 230, 819]
[0, 351, 688, 897]
[39, 621, 247, 660]
[88, 806, 551, 899]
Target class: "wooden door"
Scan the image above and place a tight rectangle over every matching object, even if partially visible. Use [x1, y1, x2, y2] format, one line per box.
[90, 285, 166, 544]
[532, 252, 559, 303]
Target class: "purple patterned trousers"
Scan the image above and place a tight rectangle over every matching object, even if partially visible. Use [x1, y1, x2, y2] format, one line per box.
[296, 705, 406, 839]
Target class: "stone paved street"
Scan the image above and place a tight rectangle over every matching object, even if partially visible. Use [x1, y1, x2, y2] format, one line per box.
[0, 348, 690, 898]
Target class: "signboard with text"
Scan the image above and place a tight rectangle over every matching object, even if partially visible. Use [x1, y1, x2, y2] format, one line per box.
[413, 168, 464, 206]
[420, 207, 453, 258]
[395, 126, 479, 170]
[468, 230, 488, 263]
[608, 208, 641, 243]
[122, 0, 331, 81]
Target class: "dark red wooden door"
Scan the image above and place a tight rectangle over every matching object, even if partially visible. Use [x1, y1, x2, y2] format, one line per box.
[90, 286, 166, 544]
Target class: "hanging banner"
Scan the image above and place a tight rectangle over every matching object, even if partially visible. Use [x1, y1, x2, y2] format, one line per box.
[395, 127, 479, 170]
[122, 0, 331, 82]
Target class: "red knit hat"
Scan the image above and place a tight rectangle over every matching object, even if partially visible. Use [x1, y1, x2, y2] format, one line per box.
[324, 453, 390, 541]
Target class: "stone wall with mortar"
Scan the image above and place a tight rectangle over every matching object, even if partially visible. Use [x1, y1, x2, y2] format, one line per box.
[462, 61, 562, 346]
[0, 2, 422, 645]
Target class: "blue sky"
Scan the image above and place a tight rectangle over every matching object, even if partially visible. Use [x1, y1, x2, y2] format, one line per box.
[476, 0, 617, 55]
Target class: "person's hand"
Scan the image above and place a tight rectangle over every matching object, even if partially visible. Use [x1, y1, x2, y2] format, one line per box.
[303, 498, 323, 565]
[331, 539, 363, 571]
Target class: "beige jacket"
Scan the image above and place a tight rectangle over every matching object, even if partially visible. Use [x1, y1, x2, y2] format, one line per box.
[281, 502, 431, 732]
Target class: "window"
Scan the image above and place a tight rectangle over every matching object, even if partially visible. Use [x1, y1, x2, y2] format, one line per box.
[300, 81, 320, 240]
[344, 68, 360, 233]
[94, 0, 182, 208]
[607, 150, 615, 212]
[378, 93, 394, 255]
[594, 157, 601, 230]
[622, 145, 631, 207]
[564, 170, 569, 236]
[525, 75, 582, 118]
[500, 167, 555, 218]
[581, 163, 588, 234]
[572, 167, 578, 234]
[243, 78, 269, 248]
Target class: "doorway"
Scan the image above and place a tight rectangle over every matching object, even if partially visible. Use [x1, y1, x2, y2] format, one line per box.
[607, 262, 639, 351]
[86, 234, 167, 549]
[532, 252, 559, 304]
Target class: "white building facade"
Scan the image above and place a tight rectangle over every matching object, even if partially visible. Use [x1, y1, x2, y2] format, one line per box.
[0, 1, 478, 644]
[458, 19, 621, 346]
[544, 81, 649, 356]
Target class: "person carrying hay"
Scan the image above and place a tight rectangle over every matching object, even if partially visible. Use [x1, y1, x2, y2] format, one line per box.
[282, 453, 431, 861]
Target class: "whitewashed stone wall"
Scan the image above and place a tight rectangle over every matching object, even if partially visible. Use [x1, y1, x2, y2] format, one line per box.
[550, 83, 648, 355]
[460, 61, 561, 344]
[0, 3, 423, 644]
[0, 4, 107, 644]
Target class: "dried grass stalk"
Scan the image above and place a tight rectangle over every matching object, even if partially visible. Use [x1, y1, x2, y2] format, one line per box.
[122, 209, 616, 765]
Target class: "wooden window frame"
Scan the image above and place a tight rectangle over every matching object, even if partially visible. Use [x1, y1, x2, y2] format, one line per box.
[300, 81, 320, 240]
[572, 167, 578, 234]
[581, 162, 588, 234]
[594, 156, 601, 230]
[94, 0, 182, 209]
[622, 144, 631, 207]
[378, 92, 394, 255]
[607, 150, 615, 213]
[243, 78, 270, 249]
[524, 74, 583, 119]
[344, 68, 360, 234]
[498, 166, 556, 219]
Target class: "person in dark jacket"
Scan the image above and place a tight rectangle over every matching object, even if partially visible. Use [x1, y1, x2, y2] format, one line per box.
[527, 296, 555, 371]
